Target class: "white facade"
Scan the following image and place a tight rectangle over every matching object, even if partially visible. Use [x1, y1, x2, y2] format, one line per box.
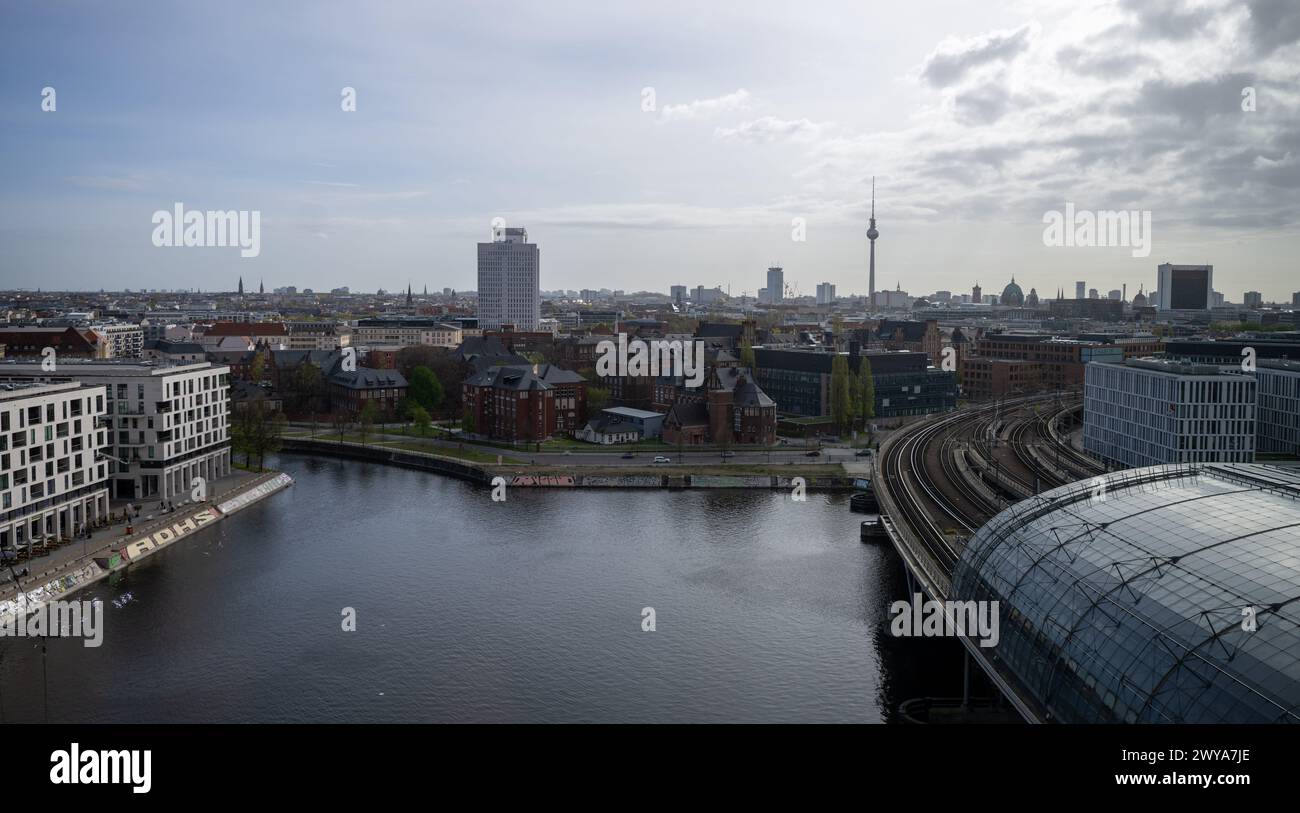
[90, 323, 145, 358]
[353, 320, 461, 348]
[0, 381, 111, 555]
[816, 282, 836, 305]
[0, 361, 233, 502]
[1257, 360, 1300, 455]
[477, 227, 540, 331]
[1084, 358, 1256, 468]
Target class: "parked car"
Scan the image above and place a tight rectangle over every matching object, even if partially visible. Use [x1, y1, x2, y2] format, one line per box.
[653, 455, 671, 463]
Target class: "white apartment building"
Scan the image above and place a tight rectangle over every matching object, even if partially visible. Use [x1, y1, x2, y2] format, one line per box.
[0, 361, 232, 502]
[477, 227, 540, 331]
[1084, 357, 1256, 468]
[285, 321, 352, 351]
[89, 323, 145, 358]
[353, 319, 462, 348]
[816, 282, 837, 305]
[0, 381, 110, 556]
[1256, 359, 1300, 455]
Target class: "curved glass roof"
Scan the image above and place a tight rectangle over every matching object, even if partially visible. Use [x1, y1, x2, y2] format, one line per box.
[953, 464, 1300, 723]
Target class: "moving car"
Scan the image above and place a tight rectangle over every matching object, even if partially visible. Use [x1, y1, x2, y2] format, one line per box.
[621, 452, 635, 459]
[805, 450, 821, 457]
[653, 455, 671, 463]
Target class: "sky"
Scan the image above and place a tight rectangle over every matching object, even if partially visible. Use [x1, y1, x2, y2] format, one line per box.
[1, 0, 1298, 302]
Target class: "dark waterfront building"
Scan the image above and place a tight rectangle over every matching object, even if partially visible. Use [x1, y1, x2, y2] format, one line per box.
[1047, 297, 1123, 321]
[954, 464, 1300, 723]
[753, 347, 955, 418]
[1164, 338, 1300, 364]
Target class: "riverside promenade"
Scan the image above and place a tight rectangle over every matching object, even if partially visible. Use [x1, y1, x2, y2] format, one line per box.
[0, 468, 292, 608]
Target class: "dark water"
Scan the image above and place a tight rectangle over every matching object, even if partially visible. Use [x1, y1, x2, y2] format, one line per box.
[0, 455, 963, 723]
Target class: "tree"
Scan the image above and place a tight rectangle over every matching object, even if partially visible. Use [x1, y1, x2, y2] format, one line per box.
[830, 355, 852, 434]
[409, 405, 432, 436]
[396, 346, 466, 415]
[408, 366, 445, 414]
[740, 341, 756, 369]
[587, 385, 610, 414]
[249, 349, 267, 385]
[289, 361, 324, 415]
[358, 401, 378, 444]
[461, 410, 477, 436]
[233, 402, 285, 471]
[526, 351, 547, 365]
[857, 357, 875, 431]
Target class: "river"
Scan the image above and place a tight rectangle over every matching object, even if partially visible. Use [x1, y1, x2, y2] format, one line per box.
[0, 454, 960, 723]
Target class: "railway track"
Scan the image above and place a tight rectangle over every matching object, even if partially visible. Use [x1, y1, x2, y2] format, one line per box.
[878, 394, 1088, 589]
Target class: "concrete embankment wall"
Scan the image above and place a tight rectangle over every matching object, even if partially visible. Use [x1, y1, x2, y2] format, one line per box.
[281, 438, 493, 484]
[283, 437, 856, 491]
[0, 472, 294, 624]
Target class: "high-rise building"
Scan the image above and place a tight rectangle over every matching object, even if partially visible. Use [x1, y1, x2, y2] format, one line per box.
[1244, 291, 1263, 309]
[1084, 358, 1256, 467]
[477, 227, 540, 331]
[670, 285, 687, 309]
[1155, 264, 1213, 311]
[766, 266, 785, 304]
[1108, 289, 1122, 300]
[972, 283, 982, 303]
[1076, 281, 1086, 299]
[1292, 292, 1300, 307]
[815, 282, 836, 305]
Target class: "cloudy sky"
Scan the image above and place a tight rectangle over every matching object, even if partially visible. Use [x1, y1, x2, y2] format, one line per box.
[1, 0, 1298, 301]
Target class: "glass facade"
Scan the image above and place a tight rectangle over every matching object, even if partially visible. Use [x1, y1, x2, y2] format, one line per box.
[953, 463, 1300, 723]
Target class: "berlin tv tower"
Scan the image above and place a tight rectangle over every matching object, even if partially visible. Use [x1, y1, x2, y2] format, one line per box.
[866, 177, 879, 304]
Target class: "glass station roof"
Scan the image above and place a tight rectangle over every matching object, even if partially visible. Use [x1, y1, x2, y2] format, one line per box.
[953, 464, 1300, 723]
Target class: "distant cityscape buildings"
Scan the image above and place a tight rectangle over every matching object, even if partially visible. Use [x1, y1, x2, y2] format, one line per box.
[477, 226, 540, 331]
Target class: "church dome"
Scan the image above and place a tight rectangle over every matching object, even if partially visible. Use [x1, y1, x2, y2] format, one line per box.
[1001, 277, 1025, 306]
[1132, 289, 1148, 307]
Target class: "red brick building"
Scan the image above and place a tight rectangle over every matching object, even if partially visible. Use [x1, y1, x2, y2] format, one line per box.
[462, 364, 587, 441]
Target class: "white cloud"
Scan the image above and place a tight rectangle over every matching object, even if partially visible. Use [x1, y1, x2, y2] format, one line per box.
[659, 89, 753, 121]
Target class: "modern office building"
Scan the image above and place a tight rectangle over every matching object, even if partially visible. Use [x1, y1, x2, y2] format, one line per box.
[1075, 281, 1086, 299]
[0, 360, 233, 501]
[1155, 263, 1213, 311]
[815, 282, 836, 305]
[477, 226, 540, 331]
[1256, 359, 1300, 455]
[1244, 291, 1264, 309]
[0, 381, 111, 556]
[753, 347, 955, 418]
[766, 266, 785, 304]
[953, 464, 1300, 723]
[1084, 357, 1256, 468]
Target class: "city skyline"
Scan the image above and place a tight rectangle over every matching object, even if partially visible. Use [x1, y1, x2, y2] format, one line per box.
[2, 0, 1298, 300]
